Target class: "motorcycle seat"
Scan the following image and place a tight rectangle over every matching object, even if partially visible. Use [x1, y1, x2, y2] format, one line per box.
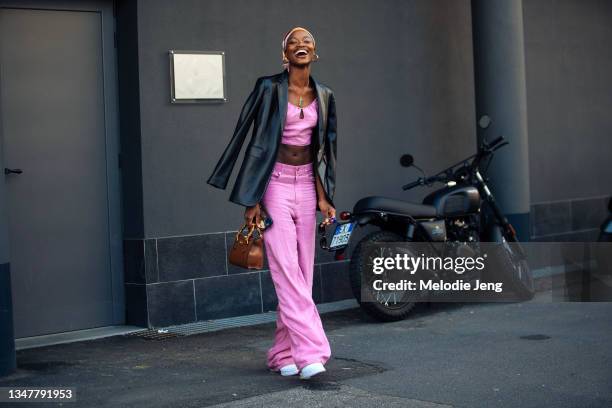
[353, 196, 438, 218]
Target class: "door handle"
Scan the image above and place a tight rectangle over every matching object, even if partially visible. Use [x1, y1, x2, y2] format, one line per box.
[4, 168, 23, 175]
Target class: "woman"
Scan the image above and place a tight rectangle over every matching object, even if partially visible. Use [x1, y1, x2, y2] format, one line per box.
[207, 27, 337, 380]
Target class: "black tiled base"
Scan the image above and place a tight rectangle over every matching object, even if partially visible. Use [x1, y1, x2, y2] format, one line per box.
[531, 195, 610, 240]
[570, 197, 609, 231]
[531, 201, 571, 237]
[157, 233, 226, 281]
[122, 233, 356, 328]
[321, 261, 353, 303]
[147, 280, 196, 327]
[194, 272, 261, 320]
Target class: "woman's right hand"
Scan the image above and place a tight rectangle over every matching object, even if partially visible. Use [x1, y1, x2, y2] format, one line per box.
[244, 203, 262, 226]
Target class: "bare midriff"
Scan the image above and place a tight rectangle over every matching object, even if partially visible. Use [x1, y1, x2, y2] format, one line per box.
[276, 143, 313, 165]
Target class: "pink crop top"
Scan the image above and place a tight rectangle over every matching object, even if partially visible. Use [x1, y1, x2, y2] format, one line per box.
[281, 98, 318, 146]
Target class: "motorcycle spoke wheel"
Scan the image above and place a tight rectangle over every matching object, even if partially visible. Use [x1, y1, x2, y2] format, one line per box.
[350, 230, 426, 321]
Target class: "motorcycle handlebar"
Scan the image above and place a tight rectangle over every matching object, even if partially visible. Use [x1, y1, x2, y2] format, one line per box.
[403, 174, 448, 190]
[492, 141, 509, 152]
[403, 135, 508, 192]
[487, 135, 504, 148]
[402, 178, 423, 190]
[475, 135, 506, 165]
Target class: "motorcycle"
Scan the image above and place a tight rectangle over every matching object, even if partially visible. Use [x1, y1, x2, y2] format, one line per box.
[322, 115, 535, 321]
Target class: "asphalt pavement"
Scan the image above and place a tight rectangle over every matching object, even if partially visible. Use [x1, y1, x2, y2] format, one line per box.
[1, 290, 611, 407]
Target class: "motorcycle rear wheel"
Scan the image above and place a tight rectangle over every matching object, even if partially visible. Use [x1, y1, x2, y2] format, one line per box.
[349, 230, 425, 321]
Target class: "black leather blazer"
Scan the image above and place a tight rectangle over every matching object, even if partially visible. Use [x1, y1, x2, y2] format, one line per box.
[207, 69, 337, 211]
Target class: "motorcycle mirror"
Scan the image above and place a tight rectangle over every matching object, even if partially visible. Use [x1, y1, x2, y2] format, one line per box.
[478, 115, 492, 129]
[400, 154, 414, 167]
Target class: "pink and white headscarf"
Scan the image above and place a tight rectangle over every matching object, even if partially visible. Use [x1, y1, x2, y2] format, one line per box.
[281, 27, 316, 71]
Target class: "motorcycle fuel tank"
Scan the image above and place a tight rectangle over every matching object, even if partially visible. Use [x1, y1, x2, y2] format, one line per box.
[423, 185, 480, 217]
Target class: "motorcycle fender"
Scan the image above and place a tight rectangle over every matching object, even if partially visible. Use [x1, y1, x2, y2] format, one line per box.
[354, 213, 377, 226]
[482, 222, 504, 243]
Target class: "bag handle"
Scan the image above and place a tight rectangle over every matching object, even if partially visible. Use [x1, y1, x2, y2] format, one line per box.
[235, 222, 263, 244]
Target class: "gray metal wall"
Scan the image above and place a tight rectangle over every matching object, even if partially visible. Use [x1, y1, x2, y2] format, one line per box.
[135, 0, 476, 236]
[523, 0, 612, 203]
[116, 0, 612, 325]
[523, 0, 612, 240]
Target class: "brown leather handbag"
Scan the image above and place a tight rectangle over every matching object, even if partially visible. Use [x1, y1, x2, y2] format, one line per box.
[228, 222, 264, 269]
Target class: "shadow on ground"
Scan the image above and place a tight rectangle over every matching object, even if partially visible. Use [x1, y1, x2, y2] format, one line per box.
[0, 305, 406, 407]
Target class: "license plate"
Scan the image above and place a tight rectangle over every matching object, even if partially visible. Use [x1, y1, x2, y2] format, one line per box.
[329, 222, 356, 250]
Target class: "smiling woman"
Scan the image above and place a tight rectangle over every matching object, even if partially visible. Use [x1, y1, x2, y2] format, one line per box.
[262, 26, 333, 381]
[206, 26, 338, 381]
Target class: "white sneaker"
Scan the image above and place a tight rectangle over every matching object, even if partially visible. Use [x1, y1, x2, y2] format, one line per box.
[299, 362, 326, 379]
[279, 364, 299, 376]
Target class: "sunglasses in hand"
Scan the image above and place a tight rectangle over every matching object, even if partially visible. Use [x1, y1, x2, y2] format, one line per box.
[318, 216, 336, 250]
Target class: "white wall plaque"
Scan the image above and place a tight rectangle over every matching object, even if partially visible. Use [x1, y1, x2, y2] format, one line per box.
[169, 50, 227, 103]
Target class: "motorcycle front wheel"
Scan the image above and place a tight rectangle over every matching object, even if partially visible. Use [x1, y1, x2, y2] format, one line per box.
[487, 224, 535, 301]
[349, 230, 427, 321]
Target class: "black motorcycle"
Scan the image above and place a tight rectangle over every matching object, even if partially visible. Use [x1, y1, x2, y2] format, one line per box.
[324, 115, 535, 321]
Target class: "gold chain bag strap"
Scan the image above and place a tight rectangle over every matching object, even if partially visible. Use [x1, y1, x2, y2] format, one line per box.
[228, 222, 264, 269]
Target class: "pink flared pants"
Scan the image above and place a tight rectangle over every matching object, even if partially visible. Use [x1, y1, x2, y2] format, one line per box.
[261, 161, 331, 371]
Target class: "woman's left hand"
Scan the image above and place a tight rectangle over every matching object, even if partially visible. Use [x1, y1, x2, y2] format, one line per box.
[318, 199, 336, 222]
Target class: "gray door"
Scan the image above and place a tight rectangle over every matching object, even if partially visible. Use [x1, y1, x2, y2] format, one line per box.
[0, 2, 124, 338]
